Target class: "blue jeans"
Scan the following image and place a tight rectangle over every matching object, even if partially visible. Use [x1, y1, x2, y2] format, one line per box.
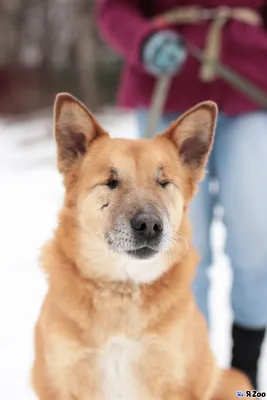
[137, 109, 267, 329]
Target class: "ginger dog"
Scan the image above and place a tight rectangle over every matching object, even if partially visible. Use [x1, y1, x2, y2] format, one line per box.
[32, 94, 252, 399]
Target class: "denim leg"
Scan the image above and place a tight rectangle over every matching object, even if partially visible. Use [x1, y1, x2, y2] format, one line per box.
[214, 112, 267, 328]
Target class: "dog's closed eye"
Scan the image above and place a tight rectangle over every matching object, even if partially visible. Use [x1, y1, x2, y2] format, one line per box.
[158, 180, 170, 189]
[106, 179, 119, 190]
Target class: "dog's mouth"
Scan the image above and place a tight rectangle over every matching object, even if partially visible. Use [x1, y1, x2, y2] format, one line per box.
[125, 246, 158, 260]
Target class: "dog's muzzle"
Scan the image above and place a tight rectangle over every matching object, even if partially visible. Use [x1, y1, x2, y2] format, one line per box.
[125, 213, 163, 259]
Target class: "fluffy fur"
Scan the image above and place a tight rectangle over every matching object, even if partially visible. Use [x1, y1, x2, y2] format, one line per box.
[32, 94, 252, 399]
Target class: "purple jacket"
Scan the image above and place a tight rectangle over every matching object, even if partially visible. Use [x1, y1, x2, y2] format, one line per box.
[97, 0, 267, 115]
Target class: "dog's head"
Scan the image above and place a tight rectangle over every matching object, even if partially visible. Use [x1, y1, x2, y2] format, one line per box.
[54, 94, 217, 283]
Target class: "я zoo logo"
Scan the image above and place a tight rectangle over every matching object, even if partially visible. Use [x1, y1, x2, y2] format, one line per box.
[236, 391, 266, 397]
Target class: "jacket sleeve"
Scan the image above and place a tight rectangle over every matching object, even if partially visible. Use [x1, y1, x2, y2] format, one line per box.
[96, 0, 159, 69]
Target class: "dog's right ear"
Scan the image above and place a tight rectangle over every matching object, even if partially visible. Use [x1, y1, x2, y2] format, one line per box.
[54, 93, 108, 173]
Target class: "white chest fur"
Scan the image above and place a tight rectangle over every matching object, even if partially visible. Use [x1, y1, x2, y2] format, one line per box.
[99, 336, 141, 400]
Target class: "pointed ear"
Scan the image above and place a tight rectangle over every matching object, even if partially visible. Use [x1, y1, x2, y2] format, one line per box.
[54, 93, 108, 173]
[163, 101, 218, 180]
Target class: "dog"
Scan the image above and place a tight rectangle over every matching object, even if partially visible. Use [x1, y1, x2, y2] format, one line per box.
[32, 93, 252, 399]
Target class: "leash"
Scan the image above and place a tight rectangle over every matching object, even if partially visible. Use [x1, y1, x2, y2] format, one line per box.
[143, 10, 267, 138]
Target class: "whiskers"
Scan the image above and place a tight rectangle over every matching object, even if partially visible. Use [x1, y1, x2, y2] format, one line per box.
[171, 231, 189, 255]
[105, 231, 135, 254]
[105, 232, 119, 255]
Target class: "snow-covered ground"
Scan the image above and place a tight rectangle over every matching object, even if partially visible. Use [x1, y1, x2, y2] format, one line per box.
[0, 110, 266, 399]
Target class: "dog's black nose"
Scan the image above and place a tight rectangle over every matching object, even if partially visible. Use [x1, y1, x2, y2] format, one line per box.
[131, 213, 163, 240]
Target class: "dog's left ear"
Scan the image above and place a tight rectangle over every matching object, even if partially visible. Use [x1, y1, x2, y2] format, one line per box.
[54, 93, 108, 173]
[163, 101, 218, 181]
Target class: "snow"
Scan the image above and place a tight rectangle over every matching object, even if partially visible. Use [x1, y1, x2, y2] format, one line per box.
[0, 110, 266, 399]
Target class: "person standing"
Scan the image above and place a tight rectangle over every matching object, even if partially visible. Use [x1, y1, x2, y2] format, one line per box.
[97, 0, 267, 389]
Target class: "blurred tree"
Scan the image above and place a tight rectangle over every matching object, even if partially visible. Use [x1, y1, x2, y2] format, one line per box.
[0, 0, 122, 116]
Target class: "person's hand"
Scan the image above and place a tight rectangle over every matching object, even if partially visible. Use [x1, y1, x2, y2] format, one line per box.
[142, 31, 187, 76]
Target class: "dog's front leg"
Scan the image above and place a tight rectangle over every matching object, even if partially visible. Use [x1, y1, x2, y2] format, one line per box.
[32, 364, 77, 400]
[162, 387, 214, 400]
[32, 372, 76, 400]
[34, 391, 76, 400]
